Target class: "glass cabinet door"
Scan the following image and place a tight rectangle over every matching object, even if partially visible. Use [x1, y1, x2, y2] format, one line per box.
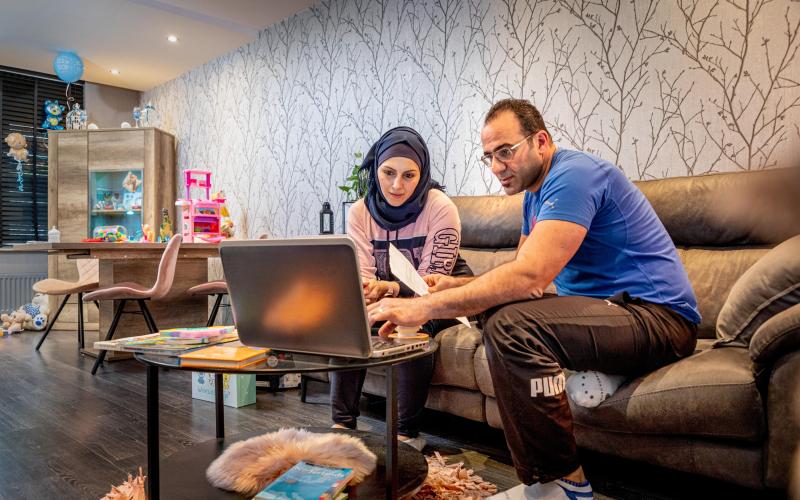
[89, 169, 144, 240]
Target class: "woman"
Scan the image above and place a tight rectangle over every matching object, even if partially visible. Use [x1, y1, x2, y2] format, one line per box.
[331, 126, 467, 451]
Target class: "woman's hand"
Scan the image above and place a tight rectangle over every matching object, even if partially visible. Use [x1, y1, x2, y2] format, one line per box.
[423, 274, 463, 293]
[362, 279, 400, 304]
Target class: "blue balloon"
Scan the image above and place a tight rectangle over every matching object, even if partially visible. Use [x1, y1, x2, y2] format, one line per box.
[53, 51, 84, 83]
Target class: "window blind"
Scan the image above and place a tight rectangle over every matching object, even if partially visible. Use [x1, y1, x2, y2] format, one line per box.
[0, 67, 83, 245]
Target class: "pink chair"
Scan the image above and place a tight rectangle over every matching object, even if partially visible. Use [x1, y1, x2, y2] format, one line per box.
[186, 234, 266, 326]
[84, 235, 182, 375]
[187, 280, 228, 326]
[33, 259, 99, 351]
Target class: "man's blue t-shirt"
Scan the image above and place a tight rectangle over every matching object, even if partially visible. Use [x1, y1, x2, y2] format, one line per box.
[521, 149, 701, 324]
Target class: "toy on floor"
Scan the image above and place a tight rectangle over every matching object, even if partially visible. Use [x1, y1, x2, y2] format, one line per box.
[1, 310, 31, 334]
[175, 169, 226, 243]
[20, 293, 50, 331]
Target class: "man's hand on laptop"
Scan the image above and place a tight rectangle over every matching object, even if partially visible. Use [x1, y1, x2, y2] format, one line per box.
[368, 297, 431, 337]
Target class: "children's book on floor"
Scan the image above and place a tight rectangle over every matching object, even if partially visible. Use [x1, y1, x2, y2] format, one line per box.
[254, 460, 354, 500]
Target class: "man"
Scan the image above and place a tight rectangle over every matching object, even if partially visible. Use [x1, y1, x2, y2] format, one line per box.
[368, 99, 700, 500]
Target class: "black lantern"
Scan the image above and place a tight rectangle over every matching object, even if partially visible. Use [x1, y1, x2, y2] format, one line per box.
[319, 201, 334, 234]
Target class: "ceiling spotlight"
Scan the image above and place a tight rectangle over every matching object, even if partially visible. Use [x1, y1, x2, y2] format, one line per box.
[110, 68, 120, 75]
[167, 35, 179, 43]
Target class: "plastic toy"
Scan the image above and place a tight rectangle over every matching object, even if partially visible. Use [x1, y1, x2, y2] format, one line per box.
[93, 225, 128, 242]
[41, 100, 66, 130]
[142, 224, 155, 242]
[175, 169, 225, 243]
[159, 208, 174, 241]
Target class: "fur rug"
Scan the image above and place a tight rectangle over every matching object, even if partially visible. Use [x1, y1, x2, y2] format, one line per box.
[206, 428, 377, 497]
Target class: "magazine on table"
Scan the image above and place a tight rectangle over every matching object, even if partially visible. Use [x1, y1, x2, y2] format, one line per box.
[93, 328, 239, 356]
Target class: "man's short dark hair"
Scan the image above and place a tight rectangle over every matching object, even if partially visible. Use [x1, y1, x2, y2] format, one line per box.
[485, 99, 551, 141]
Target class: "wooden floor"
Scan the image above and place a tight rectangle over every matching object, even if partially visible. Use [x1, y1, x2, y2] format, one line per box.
[0, 330, 782, 499]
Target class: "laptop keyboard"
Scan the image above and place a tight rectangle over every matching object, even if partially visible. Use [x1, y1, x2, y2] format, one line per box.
[370, 338, 396, 351]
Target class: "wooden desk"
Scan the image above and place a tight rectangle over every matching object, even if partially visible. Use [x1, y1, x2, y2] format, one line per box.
[3, 242, 220, 358]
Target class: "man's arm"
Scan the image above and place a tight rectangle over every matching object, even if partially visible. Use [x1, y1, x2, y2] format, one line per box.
[427, 233, 527, 292]
[516, 234, 527, 257]
[368, 220, 587, 329]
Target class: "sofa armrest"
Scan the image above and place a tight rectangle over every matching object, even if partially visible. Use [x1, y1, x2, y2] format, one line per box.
[749, 303, 800, 368]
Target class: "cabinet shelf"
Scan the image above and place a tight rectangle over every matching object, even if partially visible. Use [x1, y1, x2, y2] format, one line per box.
[91, 209, 142, 215]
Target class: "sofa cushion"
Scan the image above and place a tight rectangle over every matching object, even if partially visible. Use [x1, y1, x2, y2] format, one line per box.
[431, 324, 482, 391]
[427, 386, 485, 423]
[677, 247, 768, 338]
[635, 168, 800, 247]
[452, 194, 523, 248]
[459, 248, 516, 277]
[749, 303, 800, 368]
[571, 346, 765, 442]
[716, 235, 800, 347]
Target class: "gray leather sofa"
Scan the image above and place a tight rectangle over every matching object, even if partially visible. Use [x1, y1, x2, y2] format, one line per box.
[351, 168, 800, 491]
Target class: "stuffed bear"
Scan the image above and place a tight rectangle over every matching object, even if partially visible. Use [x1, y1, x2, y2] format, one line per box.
[20, 293, 50, 331]
[41, 100, 66, 130]
[1, 310, 32, 334]
[4, 132, 28, 162]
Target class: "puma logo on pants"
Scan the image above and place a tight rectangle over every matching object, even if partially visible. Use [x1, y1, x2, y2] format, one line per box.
[531, 373, 566, 397]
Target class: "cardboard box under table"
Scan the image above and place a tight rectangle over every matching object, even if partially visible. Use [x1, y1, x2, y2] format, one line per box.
[191, 372, 256, 408]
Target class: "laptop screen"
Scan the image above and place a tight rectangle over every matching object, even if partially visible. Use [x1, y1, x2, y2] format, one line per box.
[220, 238, 373, 358]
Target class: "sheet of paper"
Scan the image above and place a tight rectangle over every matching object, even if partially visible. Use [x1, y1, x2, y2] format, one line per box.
[388, 243, 470, 327]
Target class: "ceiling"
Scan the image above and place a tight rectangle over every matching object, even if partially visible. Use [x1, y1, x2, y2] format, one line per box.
[0, 0, 317, 91]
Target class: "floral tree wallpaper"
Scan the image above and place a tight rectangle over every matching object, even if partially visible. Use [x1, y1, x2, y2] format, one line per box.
[145, 0, 800, 238]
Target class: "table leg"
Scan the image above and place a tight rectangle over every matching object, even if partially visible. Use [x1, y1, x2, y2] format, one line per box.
[146, 364, 160, 500]
[385, 364, 398, 499]
[215, 373, 224, 439]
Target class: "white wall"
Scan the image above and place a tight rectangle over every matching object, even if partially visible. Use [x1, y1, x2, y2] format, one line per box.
[145, 0, 800, 238]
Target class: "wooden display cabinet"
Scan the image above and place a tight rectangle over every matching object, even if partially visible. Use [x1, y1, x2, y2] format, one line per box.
[47, 128, 176, 339]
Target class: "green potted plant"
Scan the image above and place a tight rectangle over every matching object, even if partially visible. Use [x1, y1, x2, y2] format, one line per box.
[338, 152, 366, 233]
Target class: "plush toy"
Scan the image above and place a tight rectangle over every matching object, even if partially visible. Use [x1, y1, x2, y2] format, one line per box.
[20, 293, 50, 331]
[1, 310, 32, 334]
[41, 100, 66, 130]
[4, 132, 28, 162]
[565, 370, 626, 408]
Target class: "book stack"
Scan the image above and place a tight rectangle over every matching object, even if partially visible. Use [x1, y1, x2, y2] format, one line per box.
[254, 461, 354, 500]
[93, 326, 238, 356]
[178, 344, 268, 369]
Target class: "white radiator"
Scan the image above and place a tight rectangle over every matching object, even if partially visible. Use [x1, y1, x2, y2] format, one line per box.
[0, 274, 45, 314]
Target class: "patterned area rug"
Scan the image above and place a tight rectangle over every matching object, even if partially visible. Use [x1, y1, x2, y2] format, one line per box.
[413, 452, 498, 499]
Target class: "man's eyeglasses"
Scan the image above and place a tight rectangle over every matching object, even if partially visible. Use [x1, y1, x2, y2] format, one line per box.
[480, 133, 534, 167]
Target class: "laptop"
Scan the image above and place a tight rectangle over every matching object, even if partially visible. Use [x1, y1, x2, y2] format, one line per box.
[219, 237, 429, 358]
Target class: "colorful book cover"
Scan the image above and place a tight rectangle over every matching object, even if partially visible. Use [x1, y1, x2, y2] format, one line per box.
[178, 344, 267, 369]
[254, 461, 354, 500]
[159, 325, 236, 339]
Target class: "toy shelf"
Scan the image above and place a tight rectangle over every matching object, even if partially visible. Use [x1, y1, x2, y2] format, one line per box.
[91, 209, 142, 215]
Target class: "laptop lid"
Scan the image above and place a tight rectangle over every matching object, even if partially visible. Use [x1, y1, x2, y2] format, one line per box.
[220, 237, 372, 358]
